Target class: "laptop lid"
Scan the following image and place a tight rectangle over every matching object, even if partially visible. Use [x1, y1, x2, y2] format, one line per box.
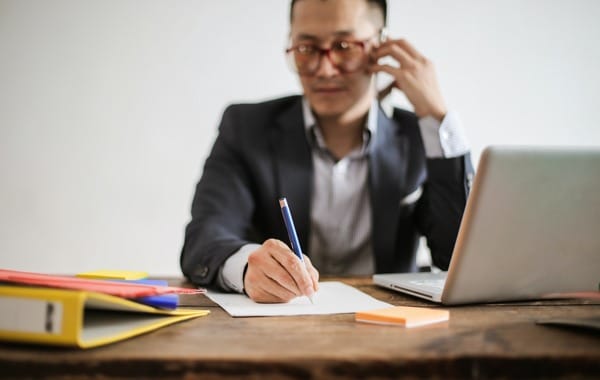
[375, 146, 600, 305]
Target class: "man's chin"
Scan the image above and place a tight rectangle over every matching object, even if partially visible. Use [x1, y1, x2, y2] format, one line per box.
[307, 100, 350, 119]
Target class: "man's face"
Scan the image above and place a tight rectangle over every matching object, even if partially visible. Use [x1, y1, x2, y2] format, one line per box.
[290, 0, 380, 119]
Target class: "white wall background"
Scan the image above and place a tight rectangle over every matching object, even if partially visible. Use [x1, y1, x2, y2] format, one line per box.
[1, 0, 599, 275]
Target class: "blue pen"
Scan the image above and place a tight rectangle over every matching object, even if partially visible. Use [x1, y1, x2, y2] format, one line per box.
[279, 197, 314, 304]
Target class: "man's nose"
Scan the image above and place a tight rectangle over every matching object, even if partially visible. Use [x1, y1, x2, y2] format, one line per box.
[314, 52, 340, 77]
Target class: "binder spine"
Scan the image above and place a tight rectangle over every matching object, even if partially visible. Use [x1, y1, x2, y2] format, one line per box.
[0, 296, 63, 334]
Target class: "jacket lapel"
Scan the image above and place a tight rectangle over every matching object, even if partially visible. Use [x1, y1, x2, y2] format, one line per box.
[369, 107, 408, 272]
[269, 100, 410, 265]
[270, 98, 313, 251]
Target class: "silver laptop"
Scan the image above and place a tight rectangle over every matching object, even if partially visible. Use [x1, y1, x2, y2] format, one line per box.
[374, 146, 600, 305]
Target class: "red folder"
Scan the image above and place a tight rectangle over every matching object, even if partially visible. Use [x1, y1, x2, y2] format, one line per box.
[0, 269, 203, 298]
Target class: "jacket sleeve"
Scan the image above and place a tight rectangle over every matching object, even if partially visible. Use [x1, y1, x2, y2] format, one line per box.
[180, 105, 257, 286]
[415, 154, 474, 270]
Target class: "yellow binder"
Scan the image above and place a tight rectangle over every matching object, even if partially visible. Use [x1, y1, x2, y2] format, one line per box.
[0, 285, 209, 348]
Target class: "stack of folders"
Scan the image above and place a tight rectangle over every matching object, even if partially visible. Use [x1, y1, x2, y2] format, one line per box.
[0, 268, 209, 349]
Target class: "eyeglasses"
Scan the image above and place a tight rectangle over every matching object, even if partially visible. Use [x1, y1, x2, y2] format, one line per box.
[285, 35, 378, 76]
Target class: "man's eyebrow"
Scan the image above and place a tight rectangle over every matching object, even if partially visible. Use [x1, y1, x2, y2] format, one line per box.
[294, 33, 318, 41]
[294, 30, 356, 41]
[332, 30, 356, 37]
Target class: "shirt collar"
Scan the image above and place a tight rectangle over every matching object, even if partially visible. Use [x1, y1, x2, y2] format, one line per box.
[301, 97, 379, 154]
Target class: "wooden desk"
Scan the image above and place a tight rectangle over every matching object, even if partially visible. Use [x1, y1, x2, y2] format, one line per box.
[1, 277, 599, 379]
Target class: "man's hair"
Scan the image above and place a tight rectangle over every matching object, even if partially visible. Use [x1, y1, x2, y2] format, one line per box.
[290, 0, 387, 27]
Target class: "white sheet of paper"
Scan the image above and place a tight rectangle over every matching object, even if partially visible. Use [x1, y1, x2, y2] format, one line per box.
[205, 281, 391, 317]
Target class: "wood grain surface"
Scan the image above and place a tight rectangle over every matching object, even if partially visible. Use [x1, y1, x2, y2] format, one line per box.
[1, 277, 599, 379]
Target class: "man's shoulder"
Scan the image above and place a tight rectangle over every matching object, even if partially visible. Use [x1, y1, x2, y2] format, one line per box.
[223, 94, 302, 118]
[217, 95, 303, 140]
[375, 105, 420, 139]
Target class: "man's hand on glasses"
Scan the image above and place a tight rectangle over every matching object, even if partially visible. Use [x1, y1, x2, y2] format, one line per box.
[369, 38, 447, 122]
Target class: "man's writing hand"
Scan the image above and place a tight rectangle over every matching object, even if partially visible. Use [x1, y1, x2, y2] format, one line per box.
[243, 239, 319, 303]
[370, 38, 447, 121]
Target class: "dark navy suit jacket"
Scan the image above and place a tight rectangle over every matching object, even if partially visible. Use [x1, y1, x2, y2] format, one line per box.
[181, 95, 474, 286]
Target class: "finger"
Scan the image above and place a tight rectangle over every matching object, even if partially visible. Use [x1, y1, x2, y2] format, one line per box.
[255, 276, 298, 303]
[261, 239, 314, 297]
[271, 247, 315, 297]
[374, 39, 423, 60]
[303, 255, 320, 292]
[372, 43, 416, 68]
[261, 239, 313, 296]
[249, 241, 302, 296]
[261, 259, 302, 296]
[369, 64, 408, 89]
[247, 280, 295, 303]
[393, 38, 423, 60]
[244, 261, 298, 302]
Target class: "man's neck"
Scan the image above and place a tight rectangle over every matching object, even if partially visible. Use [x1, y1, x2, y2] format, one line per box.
[317, 114, 365, 158]
[315, 101, 373, 160]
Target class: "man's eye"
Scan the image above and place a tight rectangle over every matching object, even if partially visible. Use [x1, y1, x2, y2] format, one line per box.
[297, 45, 316, 55]
[332, 41, 352, 51]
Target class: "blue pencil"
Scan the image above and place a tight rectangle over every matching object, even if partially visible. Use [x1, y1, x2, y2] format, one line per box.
[279, 197, 314, 304]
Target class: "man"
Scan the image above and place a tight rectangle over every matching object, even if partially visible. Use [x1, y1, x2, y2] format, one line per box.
[181, 0, 473, 303]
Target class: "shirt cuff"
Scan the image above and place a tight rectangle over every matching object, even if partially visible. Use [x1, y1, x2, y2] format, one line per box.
[418, 110, 470, 158]
[216, 243, 261, 293]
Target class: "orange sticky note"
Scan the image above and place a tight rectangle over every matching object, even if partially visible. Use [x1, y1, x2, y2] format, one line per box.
[355, 306, 449, 328]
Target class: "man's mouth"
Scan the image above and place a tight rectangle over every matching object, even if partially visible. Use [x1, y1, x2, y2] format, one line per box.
[313, 86, 345, 93]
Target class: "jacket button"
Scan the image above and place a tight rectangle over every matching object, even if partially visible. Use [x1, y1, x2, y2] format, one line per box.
[195, 266, 209, 278]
